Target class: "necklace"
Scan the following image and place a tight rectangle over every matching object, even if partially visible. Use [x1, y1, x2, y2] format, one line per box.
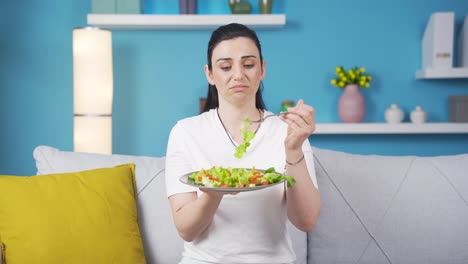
[216, 108, 262, 147]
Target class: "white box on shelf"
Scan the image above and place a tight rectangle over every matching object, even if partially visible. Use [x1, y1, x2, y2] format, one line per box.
[458, 15, 468, 67]
[422, 12, 455, 69]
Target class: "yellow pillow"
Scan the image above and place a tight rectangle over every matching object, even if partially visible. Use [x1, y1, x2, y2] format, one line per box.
[0, 164, 146, 264]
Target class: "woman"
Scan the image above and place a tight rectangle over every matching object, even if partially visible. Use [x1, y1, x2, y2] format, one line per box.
[165, 23, 321, 264]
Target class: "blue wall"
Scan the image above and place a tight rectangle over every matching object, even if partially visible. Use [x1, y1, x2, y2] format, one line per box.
[1, 0, 468, 175]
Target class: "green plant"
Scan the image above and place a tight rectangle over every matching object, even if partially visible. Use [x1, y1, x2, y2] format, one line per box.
[331, 66, 372, 88]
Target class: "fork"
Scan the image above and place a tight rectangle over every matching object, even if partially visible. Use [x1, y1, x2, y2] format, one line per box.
[250, 112, 289, 123]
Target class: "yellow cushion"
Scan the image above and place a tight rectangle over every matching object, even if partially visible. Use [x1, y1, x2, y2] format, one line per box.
[0, 164, 146, 264]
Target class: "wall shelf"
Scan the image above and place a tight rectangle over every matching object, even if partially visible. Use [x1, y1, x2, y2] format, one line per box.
[87, 14, 286, 30]
[314, 123, 468, 134]
[415, 67, 468, 79]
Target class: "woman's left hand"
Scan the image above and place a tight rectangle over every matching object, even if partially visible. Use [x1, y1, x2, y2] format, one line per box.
[279, 99, 316, 151]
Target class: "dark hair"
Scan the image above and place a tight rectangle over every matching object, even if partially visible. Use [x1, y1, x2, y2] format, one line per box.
[202, 23, 266, 112]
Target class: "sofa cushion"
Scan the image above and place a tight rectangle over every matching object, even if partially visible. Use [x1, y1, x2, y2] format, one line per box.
[33, 145, 183, 264]
[0, 164, 146, 264]
[34, 145, 165, 194]
[310, 147, 468, 264]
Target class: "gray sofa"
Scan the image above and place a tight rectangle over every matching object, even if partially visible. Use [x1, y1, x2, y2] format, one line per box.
[29, 146, 468, 264]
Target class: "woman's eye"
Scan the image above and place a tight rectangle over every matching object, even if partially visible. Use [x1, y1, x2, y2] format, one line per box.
[221, 66, 231, 71]
[244, 64, 254, 69]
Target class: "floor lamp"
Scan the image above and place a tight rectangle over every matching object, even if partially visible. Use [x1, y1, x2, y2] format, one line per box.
[72, 27, 113, 154]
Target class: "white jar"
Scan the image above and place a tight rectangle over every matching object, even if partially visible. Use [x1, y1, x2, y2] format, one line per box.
[385, 103, 404, 123]
[410, 105, 427, 124]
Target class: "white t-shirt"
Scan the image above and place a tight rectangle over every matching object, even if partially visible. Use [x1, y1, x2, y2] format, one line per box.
[165, 109, 318, 264]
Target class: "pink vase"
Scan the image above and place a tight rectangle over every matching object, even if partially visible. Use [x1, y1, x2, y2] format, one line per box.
[338, 84, 365, 123]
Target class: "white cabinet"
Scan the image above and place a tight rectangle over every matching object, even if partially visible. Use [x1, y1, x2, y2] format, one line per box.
[415, 12, 468, 79]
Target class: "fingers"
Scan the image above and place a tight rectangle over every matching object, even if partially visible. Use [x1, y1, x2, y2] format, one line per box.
[281, 99, 316, 132]
[282, 112, 308, 128]
[281, 114, 314, 137]
[279, 99, 316, 150]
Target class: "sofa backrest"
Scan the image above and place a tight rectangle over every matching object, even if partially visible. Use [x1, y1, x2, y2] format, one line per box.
[309, 147, 468, 264]
[32, 145, 468, 264]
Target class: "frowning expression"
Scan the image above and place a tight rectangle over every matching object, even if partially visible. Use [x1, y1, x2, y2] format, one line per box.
[205, 37, 265, 105]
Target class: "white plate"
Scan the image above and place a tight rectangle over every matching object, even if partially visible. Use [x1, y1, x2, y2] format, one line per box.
[179, 169, 286, 192]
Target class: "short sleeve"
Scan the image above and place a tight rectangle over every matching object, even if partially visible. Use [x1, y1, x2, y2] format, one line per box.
[165, 122, 198, 198]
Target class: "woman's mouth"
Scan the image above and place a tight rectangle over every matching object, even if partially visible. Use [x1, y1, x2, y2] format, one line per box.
[230, 84, 248, 90]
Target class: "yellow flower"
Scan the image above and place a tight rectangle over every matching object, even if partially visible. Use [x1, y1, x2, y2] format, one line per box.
[331, 65, 372, 89]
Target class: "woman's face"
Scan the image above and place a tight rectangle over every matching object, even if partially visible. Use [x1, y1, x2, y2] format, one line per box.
[205, 37, 265, 107]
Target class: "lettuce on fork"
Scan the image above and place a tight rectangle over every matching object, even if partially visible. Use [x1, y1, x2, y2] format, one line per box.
[234, 118, 255, 159]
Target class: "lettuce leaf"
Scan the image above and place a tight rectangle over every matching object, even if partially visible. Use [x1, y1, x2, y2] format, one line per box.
[234, 118, 255, 159]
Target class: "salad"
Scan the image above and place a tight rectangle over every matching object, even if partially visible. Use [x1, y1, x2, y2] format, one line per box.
[188, 167, 296, 188]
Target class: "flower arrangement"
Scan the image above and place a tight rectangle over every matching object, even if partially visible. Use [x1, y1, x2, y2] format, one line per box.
[331, 66, 372, 88]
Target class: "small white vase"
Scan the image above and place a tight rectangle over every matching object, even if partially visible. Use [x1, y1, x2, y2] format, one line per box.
[410, 105, 427, 124]
[385, 103, 404, 123]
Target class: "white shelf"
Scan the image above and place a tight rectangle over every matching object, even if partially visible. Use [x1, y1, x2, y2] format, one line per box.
[415, 67, 468, 79]
[314, 123, 468, 134]
[87, 14, 286, 30]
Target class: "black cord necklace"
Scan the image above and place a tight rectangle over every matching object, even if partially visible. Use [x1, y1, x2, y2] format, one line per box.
[216, 108, 262, 148]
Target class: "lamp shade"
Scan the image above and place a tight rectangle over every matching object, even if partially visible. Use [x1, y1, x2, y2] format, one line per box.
[72, 27, 113, 154]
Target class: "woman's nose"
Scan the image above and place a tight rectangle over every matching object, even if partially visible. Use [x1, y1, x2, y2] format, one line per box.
[232, 65, 244, 80]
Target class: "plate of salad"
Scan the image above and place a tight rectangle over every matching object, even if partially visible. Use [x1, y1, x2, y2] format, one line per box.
[179, 167, 296, 192]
